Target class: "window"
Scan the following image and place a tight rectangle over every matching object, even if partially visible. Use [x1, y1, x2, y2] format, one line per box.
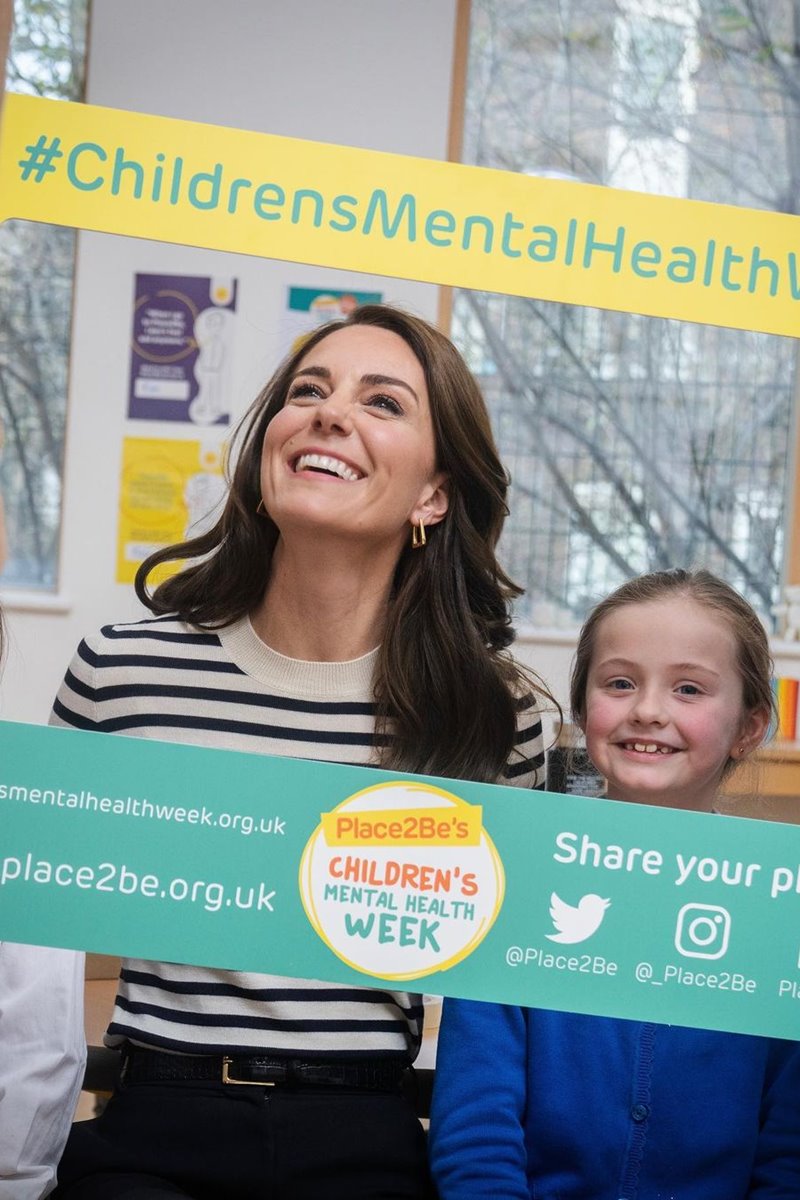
[0, 0, 88, 588]
[453, 0, 800, 628]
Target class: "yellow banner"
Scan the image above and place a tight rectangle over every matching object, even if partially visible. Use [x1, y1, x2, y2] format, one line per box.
[321, 805, 483, 848]
[1, 93, 800, 336]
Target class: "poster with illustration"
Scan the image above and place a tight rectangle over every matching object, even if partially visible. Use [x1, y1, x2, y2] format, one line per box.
[116, 436, 226, 584]
[282, 286, 382, 354]
[128, 273, 237, 425]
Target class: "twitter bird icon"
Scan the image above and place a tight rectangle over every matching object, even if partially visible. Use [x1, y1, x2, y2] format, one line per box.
[546, 892, 610, 944]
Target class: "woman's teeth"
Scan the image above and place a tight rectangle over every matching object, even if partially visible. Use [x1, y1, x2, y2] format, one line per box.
[294, 453, 362, 481]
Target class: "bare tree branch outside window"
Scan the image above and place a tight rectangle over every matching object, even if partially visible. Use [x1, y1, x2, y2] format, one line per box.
[454, 0, 800, 629]
[0, 0, 87, 588]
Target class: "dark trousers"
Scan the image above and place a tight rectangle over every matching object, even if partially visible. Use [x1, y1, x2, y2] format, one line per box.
[55, 1077, 433, 1199]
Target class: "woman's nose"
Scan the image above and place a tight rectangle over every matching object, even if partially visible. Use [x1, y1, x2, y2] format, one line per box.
[311, 391, 353, 434]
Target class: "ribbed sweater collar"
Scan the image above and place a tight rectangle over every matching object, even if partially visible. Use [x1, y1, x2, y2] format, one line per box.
[218, 615, 379, 699]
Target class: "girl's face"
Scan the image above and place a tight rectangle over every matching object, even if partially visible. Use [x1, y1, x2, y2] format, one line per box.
[582, 596, 767, 812]
[260, 325, 448, 551]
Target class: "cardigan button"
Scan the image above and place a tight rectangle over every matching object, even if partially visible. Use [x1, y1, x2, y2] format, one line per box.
[630, 1103, 650, 1122]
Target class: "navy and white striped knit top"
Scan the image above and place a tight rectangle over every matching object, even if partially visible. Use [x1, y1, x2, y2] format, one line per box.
[51, 615, 544, 1060]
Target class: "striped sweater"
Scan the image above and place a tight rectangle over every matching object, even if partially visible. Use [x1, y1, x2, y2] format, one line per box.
[51, 615, 544, 1060]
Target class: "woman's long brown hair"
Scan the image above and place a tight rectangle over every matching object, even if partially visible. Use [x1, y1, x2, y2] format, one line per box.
[135, 304, 555, 783]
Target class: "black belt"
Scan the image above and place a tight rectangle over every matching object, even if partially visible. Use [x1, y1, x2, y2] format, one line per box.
[122, 1046, 410, 1092]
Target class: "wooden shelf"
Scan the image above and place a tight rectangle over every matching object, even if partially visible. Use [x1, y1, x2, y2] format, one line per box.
[749, 743, 800, 796]
[720, 743, 800, 822]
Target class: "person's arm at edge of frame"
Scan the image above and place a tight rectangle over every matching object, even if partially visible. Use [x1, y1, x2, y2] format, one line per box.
[428, 998, 530, 1199]
[0, 943, 86, 1198]
[747, 1037, 800, 1195]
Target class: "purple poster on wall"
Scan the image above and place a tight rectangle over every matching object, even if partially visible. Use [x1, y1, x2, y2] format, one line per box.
[128, 274, 238, 424]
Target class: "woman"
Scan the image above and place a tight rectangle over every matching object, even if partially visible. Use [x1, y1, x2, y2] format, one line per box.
[51, 304, 552, 1199]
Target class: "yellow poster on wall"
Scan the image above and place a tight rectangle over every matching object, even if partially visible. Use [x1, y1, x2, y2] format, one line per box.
[116, 437, 225, 584]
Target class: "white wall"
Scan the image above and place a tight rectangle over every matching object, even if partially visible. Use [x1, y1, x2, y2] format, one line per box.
[1, 0, 460, 722]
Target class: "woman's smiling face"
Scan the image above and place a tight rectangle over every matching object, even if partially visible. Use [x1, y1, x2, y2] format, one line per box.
[260, 324, 448, 550]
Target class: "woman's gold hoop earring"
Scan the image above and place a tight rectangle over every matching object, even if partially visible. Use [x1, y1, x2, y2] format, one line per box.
[411, 519, 426, 549]
[256, 499, 266, 515]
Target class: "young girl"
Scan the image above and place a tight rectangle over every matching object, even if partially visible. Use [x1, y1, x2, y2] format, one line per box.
[429, 569, 800, 1198]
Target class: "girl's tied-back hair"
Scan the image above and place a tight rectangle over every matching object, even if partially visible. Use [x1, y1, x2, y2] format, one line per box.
[135, 303, 556, 783]
[570, 568, 775, 770]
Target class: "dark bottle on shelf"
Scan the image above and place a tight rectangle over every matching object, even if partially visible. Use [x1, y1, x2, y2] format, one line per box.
[546, 723, 606, 797]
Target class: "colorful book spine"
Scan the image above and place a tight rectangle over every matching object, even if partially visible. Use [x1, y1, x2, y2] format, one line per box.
[775, 676, 799, 742]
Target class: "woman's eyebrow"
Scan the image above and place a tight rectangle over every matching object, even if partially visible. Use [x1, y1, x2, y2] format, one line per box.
[290, 367, 419, 404]
[361, 373, 419, 403]
[291, 365, 331, 381]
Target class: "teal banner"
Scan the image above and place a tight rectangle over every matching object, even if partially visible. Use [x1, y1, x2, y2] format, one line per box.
[1, 720, 799, 1039]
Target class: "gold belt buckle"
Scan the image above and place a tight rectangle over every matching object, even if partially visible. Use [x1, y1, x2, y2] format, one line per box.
[221, 1056, 276, 1087]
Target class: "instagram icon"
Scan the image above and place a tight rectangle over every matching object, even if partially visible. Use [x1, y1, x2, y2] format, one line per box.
[674, 903, 731, 960]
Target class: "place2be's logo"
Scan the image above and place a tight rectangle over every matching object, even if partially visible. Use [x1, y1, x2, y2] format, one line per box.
[299, 781, 504, 980]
